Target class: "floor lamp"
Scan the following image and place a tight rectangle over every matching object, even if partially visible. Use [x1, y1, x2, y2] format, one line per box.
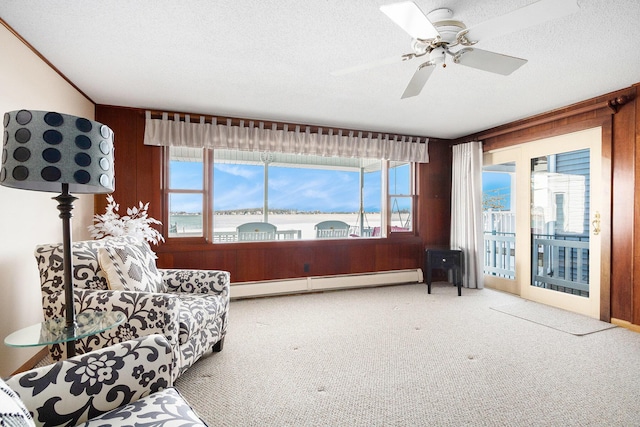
[1, 110, 114, 356]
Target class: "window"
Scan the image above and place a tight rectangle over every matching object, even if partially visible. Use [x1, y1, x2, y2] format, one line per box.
[167, 148, 205, 238]
[388, 161, 413, 233]
[166, 147, 416, 241]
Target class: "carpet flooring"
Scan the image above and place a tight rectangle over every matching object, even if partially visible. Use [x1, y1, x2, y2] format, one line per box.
[174, 282, 640, 426]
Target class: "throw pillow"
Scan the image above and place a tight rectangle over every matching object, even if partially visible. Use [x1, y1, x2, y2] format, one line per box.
[98, 238, 162, 293]
[0, 378, 35, 427]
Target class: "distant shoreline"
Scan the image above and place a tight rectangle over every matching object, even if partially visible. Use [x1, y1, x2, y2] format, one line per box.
[169, 212, 411, 238]
[170, 210, 408, 216]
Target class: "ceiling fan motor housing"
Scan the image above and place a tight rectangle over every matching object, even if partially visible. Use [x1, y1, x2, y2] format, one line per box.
[427, 8, 466, 45]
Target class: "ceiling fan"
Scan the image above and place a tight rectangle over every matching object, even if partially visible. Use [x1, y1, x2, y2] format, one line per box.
[333, 0, 579, 99]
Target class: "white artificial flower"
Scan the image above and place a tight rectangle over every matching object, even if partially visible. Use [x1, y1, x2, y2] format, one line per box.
[88, 194, 165, 245]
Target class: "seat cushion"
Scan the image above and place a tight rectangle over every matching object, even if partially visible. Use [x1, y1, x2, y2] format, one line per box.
[79, 388, 208, 427]
[177, 294, 225, 345]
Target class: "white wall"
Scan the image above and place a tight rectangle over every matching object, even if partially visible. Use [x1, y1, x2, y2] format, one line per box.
[0, 23, 95, 377]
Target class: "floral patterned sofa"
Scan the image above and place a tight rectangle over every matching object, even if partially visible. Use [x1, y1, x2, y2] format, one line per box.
[1, 334, 208, 426]
[35, 236, 230, 380]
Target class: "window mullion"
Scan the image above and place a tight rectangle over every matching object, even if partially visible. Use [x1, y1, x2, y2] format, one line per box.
[205, 148, 213, 242]
[382, 160, 389, 237]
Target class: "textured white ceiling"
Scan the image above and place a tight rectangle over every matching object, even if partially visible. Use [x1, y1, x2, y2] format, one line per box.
[1, 0, 639, 139]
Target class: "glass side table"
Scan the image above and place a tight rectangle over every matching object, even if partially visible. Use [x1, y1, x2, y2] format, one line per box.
[4, 311, 125, 357]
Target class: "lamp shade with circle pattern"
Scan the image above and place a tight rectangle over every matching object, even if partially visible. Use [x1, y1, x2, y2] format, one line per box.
[1, 110, 114, 194]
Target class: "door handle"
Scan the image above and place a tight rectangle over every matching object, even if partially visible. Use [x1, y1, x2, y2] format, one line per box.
[592, 212, 601, 236]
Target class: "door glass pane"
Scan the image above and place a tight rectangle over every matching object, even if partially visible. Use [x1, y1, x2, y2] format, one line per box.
[482, 162, 516, 279]
[530, 149, 590, 297]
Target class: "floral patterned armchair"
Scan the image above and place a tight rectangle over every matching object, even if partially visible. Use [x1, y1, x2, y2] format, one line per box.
[1, 334, 208, 426]
[35, 236, 230, 380]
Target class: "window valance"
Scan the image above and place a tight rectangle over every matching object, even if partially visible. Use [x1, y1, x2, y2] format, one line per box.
[143, 112, 429, 163]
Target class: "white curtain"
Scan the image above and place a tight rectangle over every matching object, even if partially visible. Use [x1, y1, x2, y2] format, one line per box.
[143, 111, 429, 163]
[451, 141, 484, 289]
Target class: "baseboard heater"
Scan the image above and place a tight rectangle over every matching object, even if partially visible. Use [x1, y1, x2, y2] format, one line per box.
[230, 269, 423, 299]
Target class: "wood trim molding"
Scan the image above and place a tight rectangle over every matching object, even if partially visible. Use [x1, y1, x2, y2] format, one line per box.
[11, 347, 48, 375]
[481, 117, 616, 152]
[611, 318, 640, 333]
[477, 95, 630, 141]
[599, 118, 613, 322]
[1, 18, 94, 104]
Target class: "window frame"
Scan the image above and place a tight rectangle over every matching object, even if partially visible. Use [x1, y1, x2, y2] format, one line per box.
[387, 161, 416, 235]
[163, 147, 209, 242]
[163, 147, 418, 242]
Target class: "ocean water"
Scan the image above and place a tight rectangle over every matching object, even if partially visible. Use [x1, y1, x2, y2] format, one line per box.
[169, 214, 203, 231]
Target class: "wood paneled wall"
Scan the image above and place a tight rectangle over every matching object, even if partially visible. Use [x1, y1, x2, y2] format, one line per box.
[95, 106, 452, 284]
[97, 83, 640, 326]
[96, 84, 640, 325]
[459, 84, 639, 325]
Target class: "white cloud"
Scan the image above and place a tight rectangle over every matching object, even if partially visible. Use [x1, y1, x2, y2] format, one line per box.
[215, 183, 263, 210]
[215, 164, 259, 179]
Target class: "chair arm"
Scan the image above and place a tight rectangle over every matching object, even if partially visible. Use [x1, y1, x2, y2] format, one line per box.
[43, 288, 181, 360]
[160, 269, 230, 296]
[6, 334, 172, 427]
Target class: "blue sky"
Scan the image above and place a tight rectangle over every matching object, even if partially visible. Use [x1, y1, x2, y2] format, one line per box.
[170, 161, 392, 213]
[171, 161, 514, 213]
[482, 172, 512, 210]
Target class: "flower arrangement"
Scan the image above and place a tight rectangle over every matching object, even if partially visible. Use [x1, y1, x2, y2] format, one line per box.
[88, 194, 165, 245]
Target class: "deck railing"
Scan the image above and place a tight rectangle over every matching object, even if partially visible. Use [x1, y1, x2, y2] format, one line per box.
[483, 211, 516, 279]
[484, 231, 516, 279]
[212, 229, 302, 242]
[483, 211, 590, 296]
[532, 234, 589, 296]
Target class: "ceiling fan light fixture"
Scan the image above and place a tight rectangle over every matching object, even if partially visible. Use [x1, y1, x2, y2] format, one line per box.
[429, 46, 446, 65]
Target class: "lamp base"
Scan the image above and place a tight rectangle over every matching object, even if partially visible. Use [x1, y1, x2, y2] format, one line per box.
[64, 323, 78, 356]
[54, 183, 78, 357]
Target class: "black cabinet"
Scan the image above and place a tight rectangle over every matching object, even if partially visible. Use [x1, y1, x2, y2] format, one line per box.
[424, 247, 463, 296]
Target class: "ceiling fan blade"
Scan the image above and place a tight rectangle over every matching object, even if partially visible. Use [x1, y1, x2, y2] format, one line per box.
[461, 0, 579, 43]
[401, 62, 435, 99]
[380, 1, 440, 41]
[330, 55, 409, 76]
[455, 48, 527, 75]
